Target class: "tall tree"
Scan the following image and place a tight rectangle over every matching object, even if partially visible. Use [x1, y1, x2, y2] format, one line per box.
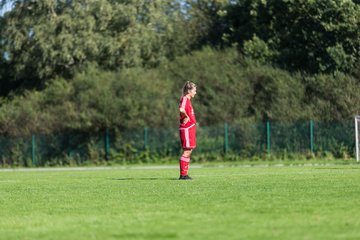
[0, 0, 206, 96]
[227, 0, 360, 73]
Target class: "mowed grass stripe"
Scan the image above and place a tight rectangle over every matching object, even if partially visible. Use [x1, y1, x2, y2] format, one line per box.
[0, 165, 360, 240]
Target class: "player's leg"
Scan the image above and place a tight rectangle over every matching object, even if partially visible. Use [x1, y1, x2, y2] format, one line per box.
[179, 149, 192, 179]
[179, 126, 195, 180]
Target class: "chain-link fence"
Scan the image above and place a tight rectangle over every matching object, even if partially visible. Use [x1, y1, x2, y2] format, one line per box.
[0, 120, 355, 166]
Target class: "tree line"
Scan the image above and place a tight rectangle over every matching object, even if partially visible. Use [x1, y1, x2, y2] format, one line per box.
[0, 0, 359, 135]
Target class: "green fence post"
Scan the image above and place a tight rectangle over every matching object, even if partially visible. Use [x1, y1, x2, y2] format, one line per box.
[31, 134, 37, 166]
[310, 120, 314, 153]
[266, 121, 271, 154]
[144, 127, 148, 149]
[105, 128, 110, 160]
[224, 123, 229, 154]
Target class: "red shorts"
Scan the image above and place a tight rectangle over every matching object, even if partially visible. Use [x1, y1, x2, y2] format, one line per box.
[179, 124, 196, 149]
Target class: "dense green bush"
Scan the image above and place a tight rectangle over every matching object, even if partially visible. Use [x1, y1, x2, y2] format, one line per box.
[1, 47, 360, 136]
[221, 0, 360, 73]
[0, 47, 360, 166]
[303, 72, 360, 121]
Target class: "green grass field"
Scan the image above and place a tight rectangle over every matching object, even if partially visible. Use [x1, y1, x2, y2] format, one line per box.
[1, 164, 360, 240]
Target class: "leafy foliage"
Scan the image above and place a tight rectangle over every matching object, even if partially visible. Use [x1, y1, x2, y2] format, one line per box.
[0, 0, 360, 138]
[202, 0, 360, 73]
[0, 0, 206, 95]
[1, 48, 360, 136]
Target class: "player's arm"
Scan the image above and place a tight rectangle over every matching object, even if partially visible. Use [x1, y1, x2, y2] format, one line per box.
[179, 108, 189, 123]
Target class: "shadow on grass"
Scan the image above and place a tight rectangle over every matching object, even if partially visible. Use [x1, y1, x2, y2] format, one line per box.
[113, 233, 177, 239]
[111, 177, 178, 181]
[315, 167, 360, 170]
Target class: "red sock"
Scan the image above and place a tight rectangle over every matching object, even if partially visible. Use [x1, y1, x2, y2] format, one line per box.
[180, 156, 190, 176]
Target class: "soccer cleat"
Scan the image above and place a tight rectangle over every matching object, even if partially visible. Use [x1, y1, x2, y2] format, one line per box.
[179, 175, 192, 180]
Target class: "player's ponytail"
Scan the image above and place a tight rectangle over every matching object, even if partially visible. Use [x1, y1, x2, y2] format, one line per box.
[182, 81, 196, 96]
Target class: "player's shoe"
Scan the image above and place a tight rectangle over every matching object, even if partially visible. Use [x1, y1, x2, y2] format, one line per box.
[179, 175, 192, 180]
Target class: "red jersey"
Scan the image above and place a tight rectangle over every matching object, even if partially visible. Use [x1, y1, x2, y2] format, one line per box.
[179, 96, 196, 128]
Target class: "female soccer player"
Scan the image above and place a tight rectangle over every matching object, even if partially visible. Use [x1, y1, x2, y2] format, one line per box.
[178, 81, 197, 180]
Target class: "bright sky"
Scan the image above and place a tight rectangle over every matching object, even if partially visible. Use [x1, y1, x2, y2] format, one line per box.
[0, 1, 13, 16]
